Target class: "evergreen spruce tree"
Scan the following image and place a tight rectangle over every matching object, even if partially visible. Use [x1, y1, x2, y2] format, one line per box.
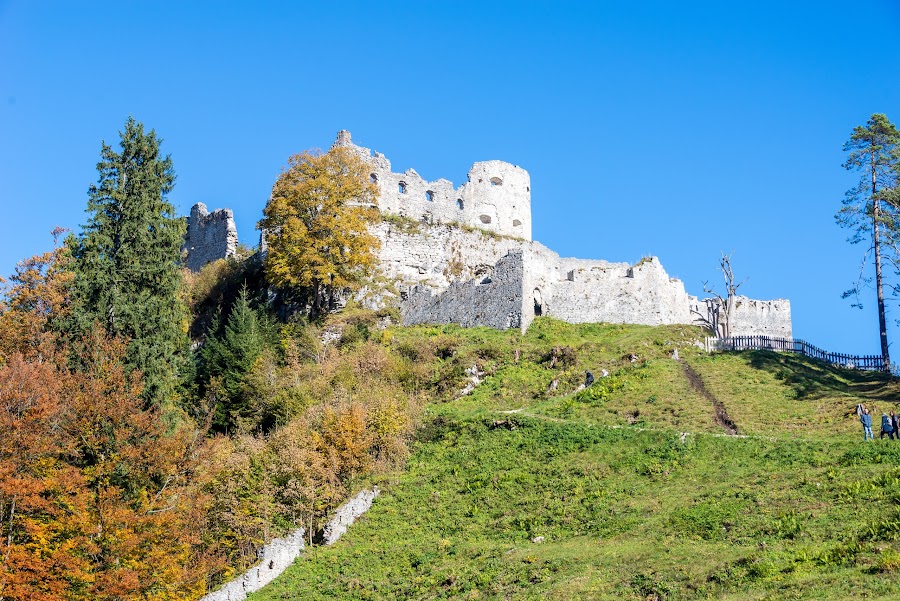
[69, 117, 187, 406]
[837, 113, 900, 372]
[200, 286, 266, 431]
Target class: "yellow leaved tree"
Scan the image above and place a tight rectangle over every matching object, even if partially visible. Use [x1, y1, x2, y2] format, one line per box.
[259, 146, 380, 318]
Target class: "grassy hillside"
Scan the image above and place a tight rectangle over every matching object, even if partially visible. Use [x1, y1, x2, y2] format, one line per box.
[250, 319, 900, 600]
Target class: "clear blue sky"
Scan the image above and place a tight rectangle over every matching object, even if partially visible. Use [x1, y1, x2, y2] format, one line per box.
[2, 1, 899, 355]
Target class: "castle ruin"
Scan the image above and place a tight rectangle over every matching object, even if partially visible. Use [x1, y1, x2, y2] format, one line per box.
[183, 131, 792, 338]
[181, 202, 238, 271]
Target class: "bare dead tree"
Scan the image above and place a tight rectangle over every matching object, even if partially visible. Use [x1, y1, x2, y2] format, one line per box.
[691, 253, 747, 338]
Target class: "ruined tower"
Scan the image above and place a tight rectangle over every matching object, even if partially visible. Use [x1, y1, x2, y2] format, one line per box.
[332, 130, 532, 239]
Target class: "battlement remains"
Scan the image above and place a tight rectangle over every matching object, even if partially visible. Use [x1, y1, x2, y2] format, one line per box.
[332, 131, 532, 240]
[182, 202, 238, 271]
[180, 131, 793, 342]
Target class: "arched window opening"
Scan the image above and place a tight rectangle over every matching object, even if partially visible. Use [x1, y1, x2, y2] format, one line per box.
[398, 181, 407, 194]
[370, 173, 378, 184]
[456, 199, 464, 210]
[490, 177, 503, 186]
[425, 190, 434, 202]
[533, 288, 543, 316]
[513, 219, 522, 227]
[479, 214, 492, 224]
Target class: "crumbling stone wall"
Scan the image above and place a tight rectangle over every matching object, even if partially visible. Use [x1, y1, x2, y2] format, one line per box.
[184, 132, 793, 338]
[199, 487, 379, 601]
[379, 222, 792, 338]
[523, 254, 696, 332]
[182, 202, 238, 271]
[320, 487, 380, 546]
[199, 529, 305, 601]
[402, 250, 525, 330]
[333, 131, 532, 240]
[728, 296, 792, 337]
[687, 296, 792, 338]
[373, 221, 527, 293]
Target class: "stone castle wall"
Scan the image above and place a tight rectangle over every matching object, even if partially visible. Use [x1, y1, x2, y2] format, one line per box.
[373, 221, 791, 337]
[182, 202, 238, 271]
[334, 131, 531, 240]
[727, 296, 792, 338]
[182, 131, 793, 339]
[524, 255, 697, 332]
[373, 221, 526, 292]
[402, 250, 525, 330]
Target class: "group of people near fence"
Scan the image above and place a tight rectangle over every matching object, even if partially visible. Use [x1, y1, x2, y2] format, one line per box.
[858, 404, 900, 441]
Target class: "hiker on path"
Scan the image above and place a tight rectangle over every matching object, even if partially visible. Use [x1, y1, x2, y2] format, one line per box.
[861, 408, 873, 441]
[881, 412, 895, 440]
[892, 411, 899, 435]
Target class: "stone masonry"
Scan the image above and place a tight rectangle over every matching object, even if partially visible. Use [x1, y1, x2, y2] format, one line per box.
[333, 130, 532, 240]
[200, 487, 379, 601]
[182, 202, 238, 271]
[402, 251, 526, 330]
[181, 132, 792, 338]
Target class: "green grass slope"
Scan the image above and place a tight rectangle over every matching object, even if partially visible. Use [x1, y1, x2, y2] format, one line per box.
[251, 319, 900, 600]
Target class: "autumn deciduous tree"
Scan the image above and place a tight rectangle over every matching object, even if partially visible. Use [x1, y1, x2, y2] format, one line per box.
[0, 242, 72, 364]
[0, 333, 219, 600]
[837, 113, 900, 372]
[258, 146, 380, 319]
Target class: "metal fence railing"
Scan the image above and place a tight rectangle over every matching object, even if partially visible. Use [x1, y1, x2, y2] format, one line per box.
[705, 335, 899, 375]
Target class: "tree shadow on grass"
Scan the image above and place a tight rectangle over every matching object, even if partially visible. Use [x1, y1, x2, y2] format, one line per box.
[744, 350, 900, 404]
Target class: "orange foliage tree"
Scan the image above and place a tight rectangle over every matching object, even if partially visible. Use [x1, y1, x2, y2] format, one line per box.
[0, 332, 221, 600]
[0, 247, 222, 600]
[0, 244, 72, 364]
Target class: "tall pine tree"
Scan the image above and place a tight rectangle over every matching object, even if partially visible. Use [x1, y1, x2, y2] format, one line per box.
[837, 113, 900, 372]
[69, 117, 187, 406]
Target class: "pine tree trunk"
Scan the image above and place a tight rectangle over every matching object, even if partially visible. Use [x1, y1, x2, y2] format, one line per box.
[873, 216, 890, 372]
[872, 157, 892, 372]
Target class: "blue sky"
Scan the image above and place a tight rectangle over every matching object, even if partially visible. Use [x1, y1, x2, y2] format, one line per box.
[1, 0, 899, 355]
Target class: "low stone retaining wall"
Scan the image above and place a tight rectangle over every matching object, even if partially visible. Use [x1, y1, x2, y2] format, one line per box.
[200, 487, 380, 601]
[321, 486, 380, 545]
[199, 530, 306, 601]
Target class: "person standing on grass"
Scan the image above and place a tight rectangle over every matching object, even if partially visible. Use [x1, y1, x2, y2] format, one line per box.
[861, 408, 874, 441]
[881, 412, 895, 440]
[891, 410, 899, 435]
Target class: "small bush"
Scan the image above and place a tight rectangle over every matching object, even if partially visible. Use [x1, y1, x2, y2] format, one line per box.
[768, 510, 804, 539]
[630, 572, 672, 599]
[540, 346, 578, 368]
[669, 499, 740, 540]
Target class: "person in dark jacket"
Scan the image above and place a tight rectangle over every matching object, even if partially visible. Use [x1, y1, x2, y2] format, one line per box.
[881, 412, 895, 440]
[861, 408, 873, 441]
[892, 411, 899, 436]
